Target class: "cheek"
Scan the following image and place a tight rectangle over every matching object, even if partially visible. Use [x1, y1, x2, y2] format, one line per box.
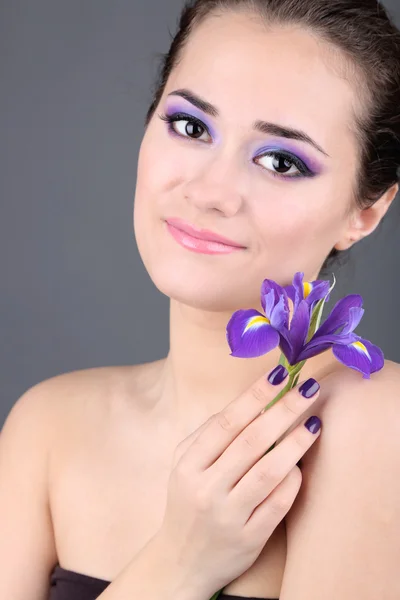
[133, 125, 191, 268]
[133, 133, 174, 245]
[135, 125, 189, 205]
[251, 181, 347, 256]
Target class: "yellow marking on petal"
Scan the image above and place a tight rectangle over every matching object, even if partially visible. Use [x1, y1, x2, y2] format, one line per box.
[351, 340, 371, 360]
[243, 315, 270, 334]
[303, 281, 312, 298]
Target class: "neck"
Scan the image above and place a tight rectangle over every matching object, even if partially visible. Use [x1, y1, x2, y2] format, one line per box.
[155, 297, 294, 440]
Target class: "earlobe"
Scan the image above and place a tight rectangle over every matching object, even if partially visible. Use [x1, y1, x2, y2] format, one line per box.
[334, 182, 399, 251]
[334, 235, 359, 251]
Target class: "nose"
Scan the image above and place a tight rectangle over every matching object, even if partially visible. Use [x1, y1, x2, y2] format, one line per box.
[182, 150, 244, 217]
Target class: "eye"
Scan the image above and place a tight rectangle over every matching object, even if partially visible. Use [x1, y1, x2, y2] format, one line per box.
[158, 112, 211, 143]
[159, 113, 314, 179]
[255, 150, 313, 179]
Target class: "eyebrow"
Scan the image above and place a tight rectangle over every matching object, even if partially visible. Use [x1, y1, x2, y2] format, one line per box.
[167, 88, 330, 157]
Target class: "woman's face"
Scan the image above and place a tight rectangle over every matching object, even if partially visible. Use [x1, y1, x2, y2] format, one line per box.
[133, 11, 360, 312]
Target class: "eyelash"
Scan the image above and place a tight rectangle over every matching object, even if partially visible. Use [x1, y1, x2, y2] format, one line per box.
[158, 111, 314, 179]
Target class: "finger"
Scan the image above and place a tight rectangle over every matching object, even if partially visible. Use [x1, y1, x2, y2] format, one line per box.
[209, 377, 320, 488]
[179, 365, 291, 472]
[230, 414, 321, 514]
[244, 466, 302, 538]
[172, 414, 216, 469]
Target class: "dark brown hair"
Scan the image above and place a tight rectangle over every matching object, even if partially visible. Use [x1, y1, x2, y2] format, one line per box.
[144, 0, 400, 277]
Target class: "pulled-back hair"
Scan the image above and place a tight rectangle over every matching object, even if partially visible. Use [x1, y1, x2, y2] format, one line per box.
[144, 0, 400, 277]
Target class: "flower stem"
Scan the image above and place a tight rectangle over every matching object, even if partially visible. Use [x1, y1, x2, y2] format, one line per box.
[262, 372, 297, 412]
[261, 367, 304, 456]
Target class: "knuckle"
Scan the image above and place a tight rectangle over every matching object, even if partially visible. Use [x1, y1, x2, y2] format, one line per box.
[215, 411, 235, 433]
[250, 384, 271, 409]
[293, 427, 312, 450]
[268, 494, 292, 516]
[257, 463, 281, 485]
[241, 429, 258, 450]
[281, 394, 302, 418]
[268, 468, 302, 516]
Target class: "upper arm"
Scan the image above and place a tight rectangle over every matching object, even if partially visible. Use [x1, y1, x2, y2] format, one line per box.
[280, 360, 400, 600]
[0, 380, 58, 599]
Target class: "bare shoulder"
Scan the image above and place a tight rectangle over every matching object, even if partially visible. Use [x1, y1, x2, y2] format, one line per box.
[319, 355, 400, 389]
[3, 359, 166, 448]
[281, 358, 400, 597]
[298, 356, 400, 476]
[0, 363, 163, 597]
[311, 357, 400, 424]
[0, 366, 127, 596]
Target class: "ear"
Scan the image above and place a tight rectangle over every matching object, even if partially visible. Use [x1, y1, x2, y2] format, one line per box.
[334, 182, 399, 251]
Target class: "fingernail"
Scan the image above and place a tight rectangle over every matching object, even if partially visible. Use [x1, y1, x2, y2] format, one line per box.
[299, 377, 320, 399]
[267, 364, 289, 385]
[304, 415, 321, 434]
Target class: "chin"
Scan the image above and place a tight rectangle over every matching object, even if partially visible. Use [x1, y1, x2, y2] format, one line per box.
[134, 215, 261, 312]
[143, 250, 259, 312]
[154, 270, 255, 312]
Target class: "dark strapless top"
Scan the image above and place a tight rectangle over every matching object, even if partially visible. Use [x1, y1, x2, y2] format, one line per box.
[49, 564, 279, 600]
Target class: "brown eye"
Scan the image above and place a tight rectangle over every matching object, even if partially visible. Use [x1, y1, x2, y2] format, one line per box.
[185, 121, 204, 138]
[256, 153, 299, 176]
[272, 155, 294, 174]
[255, 150, 309, 178]
[172, 118, 210, 141]
[159, 112, 212, 143]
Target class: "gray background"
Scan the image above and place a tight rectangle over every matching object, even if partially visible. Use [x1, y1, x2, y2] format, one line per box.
[1, 0, 399, 427]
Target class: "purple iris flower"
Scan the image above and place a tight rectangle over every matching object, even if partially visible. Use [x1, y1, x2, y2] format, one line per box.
[226, 272, 384, 379]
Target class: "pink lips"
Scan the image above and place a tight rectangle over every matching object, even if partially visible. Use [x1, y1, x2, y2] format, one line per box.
[165, 217, 245, 255]
[165, 217, 245, 251]
[166, 219, 243, 254]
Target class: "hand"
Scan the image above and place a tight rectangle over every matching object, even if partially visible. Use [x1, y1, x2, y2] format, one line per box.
[155, 366, 322, 598]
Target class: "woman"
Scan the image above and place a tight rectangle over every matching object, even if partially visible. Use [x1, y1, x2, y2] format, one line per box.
[1, 0, 400, 598]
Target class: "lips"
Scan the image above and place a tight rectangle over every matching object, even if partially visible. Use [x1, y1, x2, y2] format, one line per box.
[165, 217, 245, 248]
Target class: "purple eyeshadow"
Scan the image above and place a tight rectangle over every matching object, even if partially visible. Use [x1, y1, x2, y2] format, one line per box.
[162, 99, 324, 175]
[255, 142, 323, 175]
[163, 100, 219, 140]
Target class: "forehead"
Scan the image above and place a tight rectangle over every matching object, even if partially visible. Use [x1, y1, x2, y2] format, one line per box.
[166, 11, 358, 153]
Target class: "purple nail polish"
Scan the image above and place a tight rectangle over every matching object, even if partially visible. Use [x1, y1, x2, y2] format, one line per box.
[304, 415, 321, 434]
[267, 364, 288, 385]
[299, 378, 320, 398]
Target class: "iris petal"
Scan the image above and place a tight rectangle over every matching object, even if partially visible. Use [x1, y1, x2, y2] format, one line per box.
[316, 294, 363, 337]
[306, 280, 331, 306]
[226, 308, 280, 358]
[341, 307, 364, 335]
[332, 336, 384, 379]
[270, 294, 289, 332]
[283, 283, 296, 307]
[287, 299, 310, 361]
[276, 325, 293, 364]
[261, 279, 290, 316]
[297, 341, 335, 361]
[297, 332, 358, 361]
[263, 289, 276, 319]
[284, 272, 331, 315]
